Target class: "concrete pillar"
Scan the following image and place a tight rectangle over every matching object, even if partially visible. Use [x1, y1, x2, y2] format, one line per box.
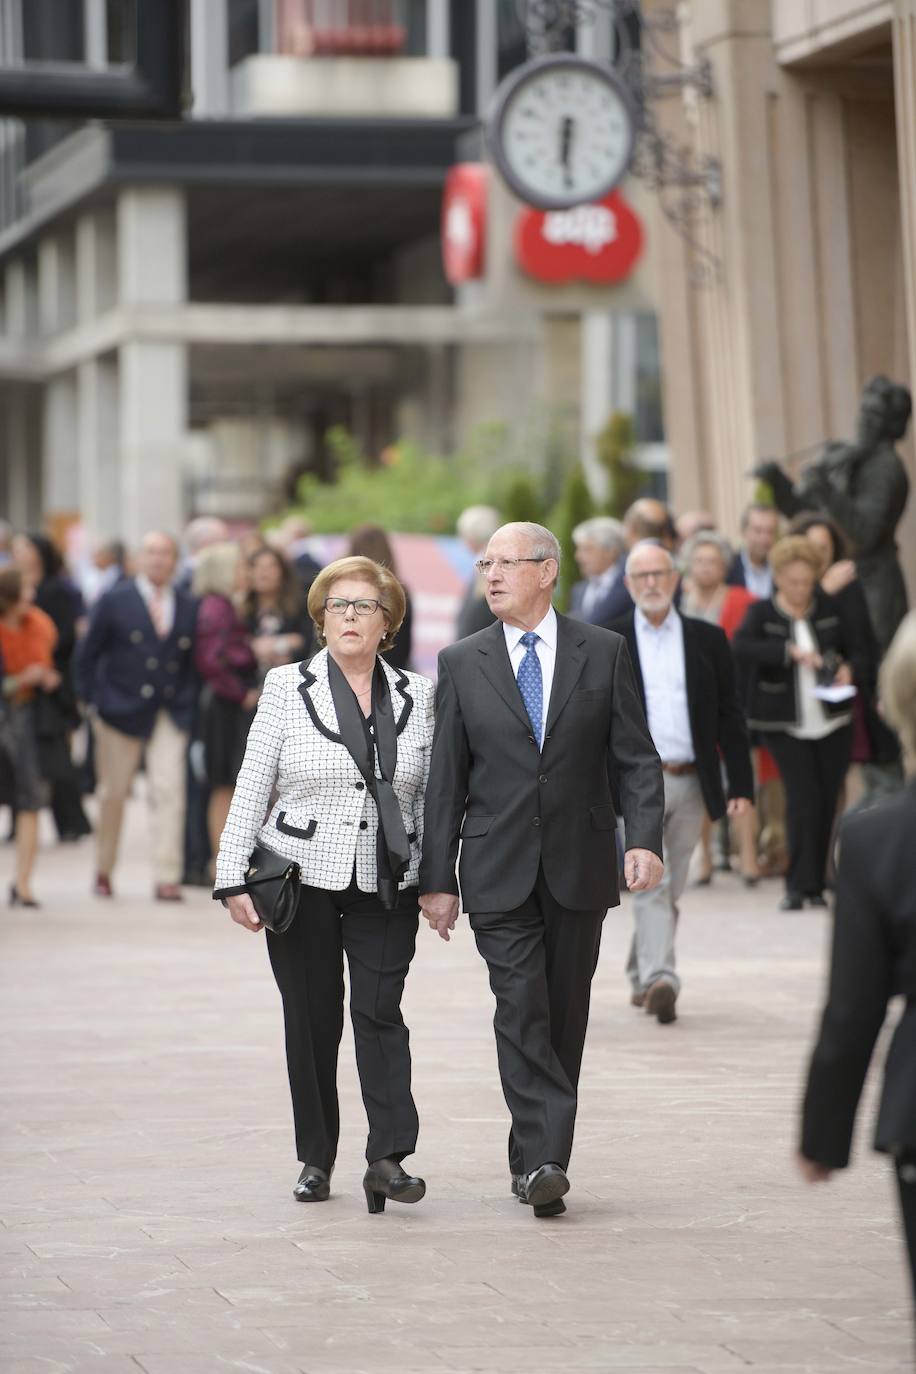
[78, 356, 121, 538]
[116, 187, 188, 541]
[42, 373, 79, 514]
[476, 0, 497, 111]
[37, 232, 77, 337]
[427, 0, 450, 59]
[5, 257, 37, 338]
[190, 0, 229, 115]
[75, 207, 117, 324]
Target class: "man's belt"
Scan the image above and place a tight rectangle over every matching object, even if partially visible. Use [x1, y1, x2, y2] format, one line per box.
[661, 761, 697, 776]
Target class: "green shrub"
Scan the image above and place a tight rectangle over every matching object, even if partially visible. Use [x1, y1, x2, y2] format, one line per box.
[596, 411, 645, 518]
[549, 466, 595, 611]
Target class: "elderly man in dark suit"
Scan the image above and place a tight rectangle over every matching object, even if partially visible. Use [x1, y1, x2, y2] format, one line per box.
[77, 531, 198, 901]
[568, 516, 627, 625]
[419, 522, 664, 1217]
[611, 542, 754, 1024]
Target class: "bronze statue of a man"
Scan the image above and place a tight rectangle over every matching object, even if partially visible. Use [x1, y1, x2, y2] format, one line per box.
[755, 375, 911, 654]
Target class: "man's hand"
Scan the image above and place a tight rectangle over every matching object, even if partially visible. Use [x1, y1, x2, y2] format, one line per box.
[796, 1151, 832, 1184]
[226, 892, 263, 933]
[727, 797, 752, 817]
[624, 849, 663, 893]
[832, 662, 853, 687]
[419, 891, 459, 942]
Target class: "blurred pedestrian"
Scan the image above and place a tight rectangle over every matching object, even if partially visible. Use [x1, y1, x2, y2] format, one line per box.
[0, 519, 13, 567]
[176, 517, 230, 594]
[594, 499, 677, 629]
[214, 555, 434, 1211]
[85, 538, 129, 605]
[727, 503, 780, 598]
[77, 531, 198, 901]
[193, 542, 259, 870]
[347, 525, 412, 670]
[799, 610, 916, 1315]
[455, 505, 500, 639]
[789, 511, 901, 802]
[0, 568, 59, 907]
[277, 515, 323, 599]
[243, 545, 313, 677]
[675, 509, 716, 547]
[612, 542, 753, 1023]
[733, 536, 855, 909]
[679, 530, 760, 885]
[569, 517, 626, 624]
[12, 532, 91, 842]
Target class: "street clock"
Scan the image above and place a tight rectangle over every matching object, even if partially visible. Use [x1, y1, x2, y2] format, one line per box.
[487, 55, 636, 211]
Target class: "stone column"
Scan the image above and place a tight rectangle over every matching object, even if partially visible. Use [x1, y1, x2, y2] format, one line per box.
[116, 187, 188, 543]
[75, 208, 121, 537]
[42, 373, 79, 514]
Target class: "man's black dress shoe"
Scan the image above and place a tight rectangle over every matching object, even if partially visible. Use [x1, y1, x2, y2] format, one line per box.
[806, 893, 828, 908]
[363, 1157, 426, 1214]
[511, 1173, 566, 1216]
[779, 892, 803, 911]
[293, 1164, 330, 1202]
[520, 1163, 570, 1211]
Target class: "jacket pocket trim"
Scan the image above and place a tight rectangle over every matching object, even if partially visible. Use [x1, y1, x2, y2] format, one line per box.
[275, 812, 317, 840]
[460, 814, 493, 838]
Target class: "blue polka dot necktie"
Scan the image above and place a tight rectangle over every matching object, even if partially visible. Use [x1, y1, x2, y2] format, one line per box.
[516, 631, 543, 747]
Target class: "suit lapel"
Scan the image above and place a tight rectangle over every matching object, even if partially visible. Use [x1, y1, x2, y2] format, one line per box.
[476, 622, 531, 733]
[680, 612, 700, 742]
[618, 611, 646, 710]
[379, 656, 414, 736]
[297, 649, 342, 741]
[545, 614, 586, 734]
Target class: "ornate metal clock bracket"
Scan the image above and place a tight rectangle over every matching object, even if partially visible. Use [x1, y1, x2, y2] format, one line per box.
[514, 0, 724, 285]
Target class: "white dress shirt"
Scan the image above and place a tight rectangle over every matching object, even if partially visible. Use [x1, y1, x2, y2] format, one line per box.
[786, 617, 852, 740]
[503, 607, 557, 743]
[135, 574, 176, 636]
[740, 551, 773, 600]
[634, 607, 695, 763]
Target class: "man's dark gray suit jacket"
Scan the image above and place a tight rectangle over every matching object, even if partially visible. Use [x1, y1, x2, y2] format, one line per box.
[419, 614, 664, 914]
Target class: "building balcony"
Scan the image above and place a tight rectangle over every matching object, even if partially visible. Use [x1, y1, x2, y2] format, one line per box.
[229, 52, 458, 118]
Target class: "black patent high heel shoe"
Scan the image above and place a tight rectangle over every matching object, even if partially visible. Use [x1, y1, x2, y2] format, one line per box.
[293, 1164, 331, 1202]
[9, 885, 40, 909]
[362, 1157, 426, 1214]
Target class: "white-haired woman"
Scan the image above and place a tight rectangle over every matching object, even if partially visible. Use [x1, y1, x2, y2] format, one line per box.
[799, 610, 916, 1313]
[193, 542, 259, 864]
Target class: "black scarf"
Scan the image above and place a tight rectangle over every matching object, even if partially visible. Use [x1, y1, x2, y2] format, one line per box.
[327, 655, 411, 911]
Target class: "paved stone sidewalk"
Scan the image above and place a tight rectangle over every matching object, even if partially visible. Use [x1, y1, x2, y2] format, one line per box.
[1, 797, 913, 1373]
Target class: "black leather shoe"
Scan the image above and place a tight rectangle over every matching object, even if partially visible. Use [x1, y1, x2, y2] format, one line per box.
[779, 892, 803, 911]
[293, 1164, 330, 1202]
[520, 1163, 569, 1211]
[363, 1157, 425, 1213]
[511, 1173, 566, 1216]
[806, 893, 828, 908]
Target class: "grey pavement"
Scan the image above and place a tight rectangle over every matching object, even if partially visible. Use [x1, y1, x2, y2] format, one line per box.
[1, 792, 913, 1374]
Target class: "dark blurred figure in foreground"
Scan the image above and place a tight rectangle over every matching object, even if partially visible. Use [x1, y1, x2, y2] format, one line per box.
[799, 609, 916, 1318]
[78, 531, 198, 901]
[0, 568, 59, 907]
[455, 505, 500, 639]
[12, 532, 91, 842]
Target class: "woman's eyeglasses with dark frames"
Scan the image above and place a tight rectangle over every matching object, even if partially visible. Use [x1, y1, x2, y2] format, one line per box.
[324, 597, 382, 616]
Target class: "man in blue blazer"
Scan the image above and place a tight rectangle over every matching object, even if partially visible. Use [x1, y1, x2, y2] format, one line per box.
[568, 517, 627, 625]
[77, 531, 198, 901]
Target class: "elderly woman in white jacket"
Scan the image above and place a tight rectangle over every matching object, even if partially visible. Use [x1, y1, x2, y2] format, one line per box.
[214, 555, 435, 1214]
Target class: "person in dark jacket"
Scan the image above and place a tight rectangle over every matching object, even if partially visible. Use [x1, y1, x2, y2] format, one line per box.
[242, 545, 313, 679]
[193, 541, 259, 869]
[12, 532, 91, 841]
[76, 531, 198, 901]
[455, 505, 500, 640]
[347, 525, 412, 670]
[733, 536, 855, 910]
[799, 610, 916, 1315]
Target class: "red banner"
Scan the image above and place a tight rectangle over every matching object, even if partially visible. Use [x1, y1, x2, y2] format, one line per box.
[514, 190, 643, 285]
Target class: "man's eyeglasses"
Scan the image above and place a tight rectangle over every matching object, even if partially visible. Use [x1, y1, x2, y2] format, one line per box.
[324, 597, 382, 616]
[475, 557, 548, 575]
[628, 568, 675, 585]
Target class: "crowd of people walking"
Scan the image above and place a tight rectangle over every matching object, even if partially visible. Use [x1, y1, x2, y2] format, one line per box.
[0, 487, 913, 1304]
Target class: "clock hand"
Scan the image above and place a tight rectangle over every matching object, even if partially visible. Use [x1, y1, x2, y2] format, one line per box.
[560, 115, 575, 188]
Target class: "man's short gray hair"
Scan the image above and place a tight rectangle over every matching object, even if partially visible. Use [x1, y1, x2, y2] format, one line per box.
[624, 539, 673, 578]
[456, 505, 502, 552]
[572, 516, 626, 555]
[679, 530, 734, 573]
[879, 610, 916, 767]
[517, 521, 561, 571]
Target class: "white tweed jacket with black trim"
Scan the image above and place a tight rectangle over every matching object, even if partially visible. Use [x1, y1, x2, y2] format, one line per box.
[213, 649, 435, 898]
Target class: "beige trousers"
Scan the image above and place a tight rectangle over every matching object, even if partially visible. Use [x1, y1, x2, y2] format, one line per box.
[94, 711, 188, 884]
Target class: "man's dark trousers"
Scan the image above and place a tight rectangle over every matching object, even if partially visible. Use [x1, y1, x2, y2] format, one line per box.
[470, 864, 603, 1175]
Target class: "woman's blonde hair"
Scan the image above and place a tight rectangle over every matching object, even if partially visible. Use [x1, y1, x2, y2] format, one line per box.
[879, 610, 916, 770]
[192, 541, 241, 600]
[307, 555, 407, 652]
[769, 535, 822, 579]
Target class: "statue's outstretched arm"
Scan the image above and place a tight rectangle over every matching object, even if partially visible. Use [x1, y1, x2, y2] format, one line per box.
[752, 461, 801, 518]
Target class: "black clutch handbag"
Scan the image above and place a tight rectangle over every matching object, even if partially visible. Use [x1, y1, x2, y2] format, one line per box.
[244, 843, 301, 934]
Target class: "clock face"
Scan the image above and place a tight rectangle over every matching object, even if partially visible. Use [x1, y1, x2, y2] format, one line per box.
[488, 56, 635, 211]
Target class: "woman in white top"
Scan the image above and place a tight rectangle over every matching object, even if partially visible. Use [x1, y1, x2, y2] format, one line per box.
[213, 556, 435, 1213]
[733, 536, 855, 910]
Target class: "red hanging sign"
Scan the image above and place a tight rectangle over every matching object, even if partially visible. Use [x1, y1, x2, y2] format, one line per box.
[441, 164, 488, 285]
[514, 190, 643, 285]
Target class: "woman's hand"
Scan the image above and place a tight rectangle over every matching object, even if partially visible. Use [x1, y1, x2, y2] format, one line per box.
[832, 662, 853, 687]
[820, 559, 856, 596]
[227, 892, 262, 933]
[789, 644, 823, 670]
